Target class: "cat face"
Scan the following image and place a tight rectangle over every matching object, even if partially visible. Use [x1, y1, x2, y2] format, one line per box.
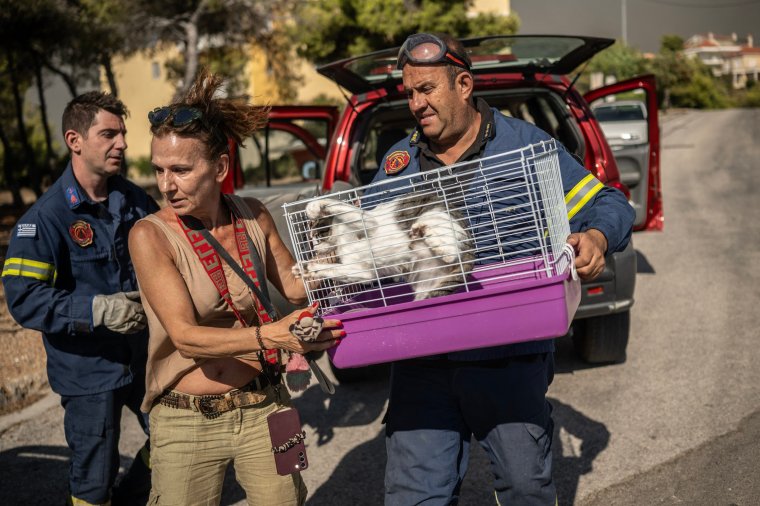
[309, 215, 336, 254]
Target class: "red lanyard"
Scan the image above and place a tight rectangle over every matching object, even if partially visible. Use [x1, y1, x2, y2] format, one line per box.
[177, 211, 279, 364]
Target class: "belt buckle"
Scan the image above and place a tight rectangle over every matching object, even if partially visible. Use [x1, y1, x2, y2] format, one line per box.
[195, 395, 223, 419]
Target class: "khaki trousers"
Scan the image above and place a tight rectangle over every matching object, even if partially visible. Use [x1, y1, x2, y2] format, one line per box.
[148, 386, 307, 506]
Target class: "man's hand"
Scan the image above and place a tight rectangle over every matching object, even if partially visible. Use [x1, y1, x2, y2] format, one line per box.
[567, 229, 608, 281]
[92, 291, 147, 334]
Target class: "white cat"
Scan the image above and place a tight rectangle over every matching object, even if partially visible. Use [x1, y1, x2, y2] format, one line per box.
[293, 193, 474, 301]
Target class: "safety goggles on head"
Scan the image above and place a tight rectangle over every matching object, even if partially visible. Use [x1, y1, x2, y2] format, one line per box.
[396, 33, 470, 71]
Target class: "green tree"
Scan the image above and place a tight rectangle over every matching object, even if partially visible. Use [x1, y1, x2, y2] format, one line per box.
[667, 59, 730, 109]
[132, 0, 299, 99]
[586, 42, 647, 82]
[0, 0, 139, 197]
[646, 35, 728, 109]
[660, 34, 684, 53]
[292, 0, 519, 63]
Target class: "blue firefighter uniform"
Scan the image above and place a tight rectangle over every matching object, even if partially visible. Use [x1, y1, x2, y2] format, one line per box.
[368, 99, 635, 505]
[2, 164, 158, 503]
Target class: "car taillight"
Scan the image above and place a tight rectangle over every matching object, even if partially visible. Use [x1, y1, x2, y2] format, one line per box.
[608, 180, 631, 200]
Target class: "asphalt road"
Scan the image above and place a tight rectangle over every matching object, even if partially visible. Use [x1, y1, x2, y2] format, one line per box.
[1, 108, 759, 505]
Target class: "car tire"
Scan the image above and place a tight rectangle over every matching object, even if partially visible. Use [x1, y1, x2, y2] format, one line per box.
[572, 311, 630, 363]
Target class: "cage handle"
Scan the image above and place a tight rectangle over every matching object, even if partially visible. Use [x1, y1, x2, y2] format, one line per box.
[562, 243, 579, 281]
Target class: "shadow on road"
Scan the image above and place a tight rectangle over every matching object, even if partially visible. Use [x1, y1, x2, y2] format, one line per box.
[1, 357, 608, 505]
[0, 444, 246, 505]
[306, 430, 387, 506]
[293, 372, 390, 447]
[302, 395, 609, 506]
[300, 361, 609, 506]
[550, 398, 610, 506]
[0, 445, 71, 505]
[636, 249, 656, 274]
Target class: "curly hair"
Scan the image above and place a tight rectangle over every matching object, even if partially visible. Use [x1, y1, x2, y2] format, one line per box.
[150, 68, 269, 160]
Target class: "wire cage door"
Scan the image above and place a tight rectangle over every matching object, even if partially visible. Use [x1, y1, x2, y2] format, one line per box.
[283, 139, 581, 367]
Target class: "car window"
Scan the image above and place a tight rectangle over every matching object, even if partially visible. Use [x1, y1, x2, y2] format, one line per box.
[356, 110, 413, 185]
[593, 104, 646, 122]
[352, 90, 584, 185]
[487, 92, 583, 160]
[238, 118, 330, 188]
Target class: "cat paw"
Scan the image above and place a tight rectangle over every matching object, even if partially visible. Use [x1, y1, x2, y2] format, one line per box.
[305, 200, 330, 219]
[298, 263, 320, 281]
[409, 222, 427, 239]
[292, 264, 304, 279]
[426, 237, 460, 263]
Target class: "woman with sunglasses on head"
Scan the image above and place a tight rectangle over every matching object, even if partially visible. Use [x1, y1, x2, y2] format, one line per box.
[128, 69, 342, 505]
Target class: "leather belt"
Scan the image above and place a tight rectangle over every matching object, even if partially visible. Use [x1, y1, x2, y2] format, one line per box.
[157, 374, 277, 419]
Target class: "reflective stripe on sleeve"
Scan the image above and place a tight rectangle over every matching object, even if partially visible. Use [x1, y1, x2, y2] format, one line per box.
[1, 257, 56, 282]
[565, 173, 604, 220]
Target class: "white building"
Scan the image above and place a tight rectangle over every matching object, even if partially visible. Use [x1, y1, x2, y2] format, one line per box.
[683, 32, 758, 89]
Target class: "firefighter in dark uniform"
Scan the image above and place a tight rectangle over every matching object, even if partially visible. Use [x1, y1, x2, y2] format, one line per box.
[1, 92, 159, 506]
[366, 34, 635, 505]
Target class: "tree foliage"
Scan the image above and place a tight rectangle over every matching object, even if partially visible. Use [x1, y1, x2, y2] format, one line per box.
[132, 0, 299, 99]
[292, 0, 519, 63]
[647, 35, 728, 109]
[582, 35, 731, 110]
[587, 42, 647, 82]
[0, 0, 301, 198]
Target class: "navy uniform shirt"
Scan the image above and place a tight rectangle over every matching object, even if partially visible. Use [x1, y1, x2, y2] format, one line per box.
[365, 98, 635, 360]
[2, 164, 159, 395]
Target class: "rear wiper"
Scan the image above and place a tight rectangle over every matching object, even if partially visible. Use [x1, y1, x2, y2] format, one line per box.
[563, 60, 591, 101]
[336, 84, 358, 115]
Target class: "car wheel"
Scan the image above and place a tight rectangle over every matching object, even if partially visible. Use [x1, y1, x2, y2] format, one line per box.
[572, 311, 630, 363]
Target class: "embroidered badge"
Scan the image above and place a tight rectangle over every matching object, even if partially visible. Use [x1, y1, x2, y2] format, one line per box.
[385, 150, 411, 175]
[16, 223, 37, 238]
[69, 220, 94, 247]
[66, 186, 80, 207]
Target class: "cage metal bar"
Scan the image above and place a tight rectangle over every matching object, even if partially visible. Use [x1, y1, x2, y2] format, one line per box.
[282, 139, 569, 316]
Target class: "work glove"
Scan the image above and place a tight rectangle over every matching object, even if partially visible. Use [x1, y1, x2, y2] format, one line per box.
[92, 291, 147, 334]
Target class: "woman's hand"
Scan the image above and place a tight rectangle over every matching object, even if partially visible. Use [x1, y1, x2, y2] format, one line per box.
[260, 303, 343, 354]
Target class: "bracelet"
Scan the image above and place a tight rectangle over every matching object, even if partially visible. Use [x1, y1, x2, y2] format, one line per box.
[256, 326, 266, 351]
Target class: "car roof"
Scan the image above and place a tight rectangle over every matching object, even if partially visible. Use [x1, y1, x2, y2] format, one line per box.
[317, 35, 615, 94]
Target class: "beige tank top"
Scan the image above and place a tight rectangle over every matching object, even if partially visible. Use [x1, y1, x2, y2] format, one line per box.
[139, 195, 269, 412]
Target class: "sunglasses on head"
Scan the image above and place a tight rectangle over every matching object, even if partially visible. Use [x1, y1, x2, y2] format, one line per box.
[396, 33, 470, 71]
[148, 106, 227, 145]
[148, 106, 205, 127]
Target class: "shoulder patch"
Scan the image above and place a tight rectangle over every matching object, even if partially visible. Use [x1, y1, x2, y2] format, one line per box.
[16, 223, 37, 238]
[65, 186, 80, 207]
[385, 150, 411, 175]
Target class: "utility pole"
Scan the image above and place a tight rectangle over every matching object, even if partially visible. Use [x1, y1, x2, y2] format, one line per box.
[621, 0, 628, 45]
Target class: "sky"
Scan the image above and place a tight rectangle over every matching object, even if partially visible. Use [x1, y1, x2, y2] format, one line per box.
[511, 0, 760, 53]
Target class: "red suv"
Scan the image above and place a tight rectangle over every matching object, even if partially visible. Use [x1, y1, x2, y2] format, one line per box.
[230, 35, 662, 365]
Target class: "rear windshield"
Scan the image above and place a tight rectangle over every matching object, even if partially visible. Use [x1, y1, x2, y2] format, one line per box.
[353, 90, 584, 186]
[593, 104, 645, 122]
